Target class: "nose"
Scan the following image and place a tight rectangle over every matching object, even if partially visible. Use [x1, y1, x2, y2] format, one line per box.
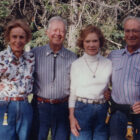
[125, 30, 135, 36]
[16, 37, 21, 44]
[56, 30, 61, 35]
[89, 42, 94, 47]
[129, 31, 134, 36]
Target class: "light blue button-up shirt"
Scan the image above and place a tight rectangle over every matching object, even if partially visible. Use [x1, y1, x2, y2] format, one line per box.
[32, 44, 77, 99]
[108, 47, 140, 105]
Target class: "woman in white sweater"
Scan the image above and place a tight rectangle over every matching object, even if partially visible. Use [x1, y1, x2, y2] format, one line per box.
[69, 25, 112, 140]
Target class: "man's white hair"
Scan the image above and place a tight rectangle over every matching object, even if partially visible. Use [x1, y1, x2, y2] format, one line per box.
[123, 16, 140, 28]
[48, 16, 67, 31]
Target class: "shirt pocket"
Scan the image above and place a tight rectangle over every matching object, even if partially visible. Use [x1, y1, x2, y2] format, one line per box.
[112, 64, 123, 82]
[0, 101, 8, 107]
[134, 66, 140, 85]
[112, 59, 123, 72]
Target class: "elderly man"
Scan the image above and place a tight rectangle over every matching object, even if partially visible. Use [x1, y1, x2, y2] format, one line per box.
[31, 16, 77, 140]
[108, 16, 140, 140]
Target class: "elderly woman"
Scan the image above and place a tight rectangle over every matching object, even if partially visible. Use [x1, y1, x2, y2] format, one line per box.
[0, 19, 34, 140]
[69, 25, 112, 140]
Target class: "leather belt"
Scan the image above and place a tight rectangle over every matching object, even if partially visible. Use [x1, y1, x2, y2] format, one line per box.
[77, 97, 106, 104]
[37, 96, 69, 104]
[0, 97, 27, 101]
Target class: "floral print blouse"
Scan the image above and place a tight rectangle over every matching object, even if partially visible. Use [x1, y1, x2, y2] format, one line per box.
[0, 46, 35, 98]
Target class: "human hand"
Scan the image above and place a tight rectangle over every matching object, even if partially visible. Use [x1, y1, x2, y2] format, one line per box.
[104, 88, 111, 101]
[69, 115, 81, 137]
[132, 102, 140, 114]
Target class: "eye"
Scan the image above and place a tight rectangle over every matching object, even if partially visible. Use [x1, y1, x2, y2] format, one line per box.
[12, 35, 17, 39]
[125, 29, 140, 34]
[19, 36, 25, 39]
[60, 29, 65, 33]
[93, 39, 98, 42]
[132, 29, 140, 33]
[124, 29, 129, 33]
[84, 40, 90, 43]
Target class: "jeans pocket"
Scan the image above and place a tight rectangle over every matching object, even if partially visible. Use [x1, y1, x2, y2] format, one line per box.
[75, 101, 87, 110]
[0, 101, 8, 106]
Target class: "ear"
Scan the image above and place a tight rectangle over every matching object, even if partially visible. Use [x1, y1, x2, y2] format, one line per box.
[124, 34, 126, 41]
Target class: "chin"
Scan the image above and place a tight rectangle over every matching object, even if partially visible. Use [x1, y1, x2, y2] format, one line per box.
[127, 44, 137, 47]
[53, 42, 62, 46]
[89, 53, 97, 56]
[15, 49, 23, 51]
[91, 52, 98, 55]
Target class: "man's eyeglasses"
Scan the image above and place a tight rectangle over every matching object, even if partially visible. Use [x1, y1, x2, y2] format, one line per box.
[124, 29, 140, 34]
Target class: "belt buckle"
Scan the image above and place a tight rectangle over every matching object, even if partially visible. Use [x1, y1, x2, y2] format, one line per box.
[50, 99, 54, 104]
[12, 97, 16, 101]
[82, 98, 87, 104]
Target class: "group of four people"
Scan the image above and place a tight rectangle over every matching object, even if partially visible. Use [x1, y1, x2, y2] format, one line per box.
[0, 15, 140, 140]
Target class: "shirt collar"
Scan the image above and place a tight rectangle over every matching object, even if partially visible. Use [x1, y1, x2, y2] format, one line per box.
[45, 44, 67, 58]
[121, 46, 140, 55]
[7, 45, 26, 62]
[45, 45, 53, 56]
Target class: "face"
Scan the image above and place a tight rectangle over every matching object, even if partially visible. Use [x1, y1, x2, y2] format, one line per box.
[47, 21, 65, 48]
[83, 32, 100, 56]
[124, 19, 140, 49]
[9, 27, 27, 57]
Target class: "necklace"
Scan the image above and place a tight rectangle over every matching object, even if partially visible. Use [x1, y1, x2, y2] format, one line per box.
[84, 57, 99, 78]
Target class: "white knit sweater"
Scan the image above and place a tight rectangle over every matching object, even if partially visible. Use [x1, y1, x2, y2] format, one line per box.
[69, 53, 112, 108]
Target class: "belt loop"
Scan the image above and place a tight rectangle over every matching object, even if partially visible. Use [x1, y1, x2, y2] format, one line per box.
[50, 99, 53, 104]
[7, 97, 10, 102]
[23, 96, 27, 102]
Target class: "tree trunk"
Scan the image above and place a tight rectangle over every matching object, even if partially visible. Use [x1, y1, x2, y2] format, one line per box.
[67, 0, 78, 51]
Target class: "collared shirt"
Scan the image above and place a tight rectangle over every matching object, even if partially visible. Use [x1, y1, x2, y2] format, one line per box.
[32, 44, 77, 99]
[69, 53, 112, 107]
[0, 46, 35, 98]
[108, 47, 140, 105]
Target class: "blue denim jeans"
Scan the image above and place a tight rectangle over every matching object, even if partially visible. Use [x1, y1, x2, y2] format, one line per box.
[0, 100, 33, 140]
[71, 101, 109, 140]
[30, 100, 70, 140]
[110, 110, 140, 140]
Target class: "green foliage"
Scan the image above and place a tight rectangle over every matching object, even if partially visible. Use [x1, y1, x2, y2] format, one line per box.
[0, 0, 13, 50]
[29, 28, 48, 48]
[0, 0, 11, 21]
[0, 0, 140, 54]
[44, 1, 69, 19]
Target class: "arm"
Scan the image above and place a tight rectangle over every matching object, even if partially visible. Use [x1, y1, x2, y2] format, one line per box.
[25, 53, 35, 94]
[69, 108, 81, 137]
[104, 87, 111, 101]
[69, 62, 81, 136]
[0, 55, 7, 92]
[104, 60, 112, 101]
[132, 102, 140, 114]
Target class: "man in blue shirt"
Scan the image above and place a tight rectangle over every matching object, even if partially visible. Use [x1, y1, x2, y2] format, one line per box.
[30, 16, 77, 140]
[108, 16, 140, 140]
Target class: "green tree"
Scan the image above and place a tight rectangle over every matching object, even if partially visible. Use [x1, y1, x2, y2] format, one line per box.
[0, 0, 140, 55]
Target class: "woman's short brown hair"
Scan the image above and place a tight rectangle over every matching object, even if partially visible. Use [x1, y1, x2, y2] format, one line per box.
[4, 19, 32, 43]
[77, 25, 105, 49]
